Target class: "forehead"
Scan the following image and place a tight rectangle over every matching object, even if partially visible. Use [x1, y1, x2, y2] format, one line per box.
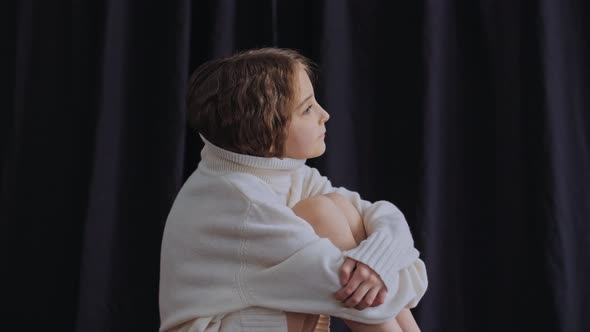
[296, 66, 313, 96]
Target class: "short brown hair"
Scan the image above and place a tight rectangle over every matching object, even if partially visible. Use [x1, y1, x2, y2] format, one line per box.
[186, 48, 314, 158]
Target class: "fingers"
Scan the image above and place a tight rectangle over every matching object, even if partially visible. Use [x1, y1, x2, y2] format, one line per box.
[336, 259, 389, 310]
[356, 285, 380, 310]
[339, 258, 356, 286]
[353, 282, 380, 310]
[335, 264, 372, 301]
[370, 288, 387, 307]
[334, 266, 364, 301]
[344, 281, 371, 308]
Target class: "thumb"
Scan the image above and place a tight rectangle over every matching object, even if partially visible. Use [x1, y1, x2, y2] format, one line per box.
[339, 258, 356, 286]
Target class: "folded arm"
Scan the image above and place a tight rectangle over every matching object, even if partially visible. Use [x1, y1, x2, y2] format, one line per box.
[301, 166, 422, 290]
[244, 200, 428, 324]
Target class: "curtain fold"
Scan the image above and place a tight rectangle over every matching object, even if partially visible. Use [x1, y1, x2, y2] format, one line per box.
[5, 1, 589, 331]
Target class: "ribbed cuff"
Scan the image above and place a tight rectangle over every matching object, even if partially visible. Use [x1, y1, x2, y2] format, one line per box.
[343, 231, 419, 290]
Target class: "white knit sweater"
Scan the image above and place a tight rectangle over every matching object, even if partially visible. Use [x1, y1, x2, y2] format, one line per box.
[159, 136, 428, 332]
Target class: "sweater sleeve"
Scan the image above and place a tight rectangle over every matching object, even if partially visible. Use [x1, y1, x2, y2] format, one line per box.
[301, 166, 424, 290]
[244, 201, 428, 323]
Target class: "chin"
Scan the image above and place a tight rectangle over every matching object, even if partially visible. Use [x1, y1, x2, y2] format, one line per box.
[287, 143, 326, 159]
[309, 146, 326, 159]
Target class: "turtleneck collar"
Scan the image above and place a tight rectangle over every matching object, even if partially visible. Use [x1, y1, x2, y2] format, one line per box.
[199, 134, 306, 174]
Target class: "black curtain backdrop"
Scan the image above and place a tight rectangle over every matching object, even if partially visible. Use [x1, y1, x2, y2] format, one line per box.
[4, 1, 589, 331]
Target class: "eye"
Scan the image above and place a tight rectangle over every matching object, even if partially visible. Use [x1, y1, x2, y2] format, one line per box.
[303, 105, 312, 114]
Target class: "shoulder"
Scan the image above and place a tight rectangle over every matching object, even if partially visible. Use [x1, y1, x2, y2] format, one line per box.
[300, 165, 330, 185]
[221, 172, 282, 205]
[295, 165, 336, 198]
[176, 170, 279, 206]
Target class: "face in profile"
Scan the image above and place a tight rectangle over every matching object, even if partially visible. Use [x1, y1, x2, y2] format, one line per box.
[284, 66, 330, 159]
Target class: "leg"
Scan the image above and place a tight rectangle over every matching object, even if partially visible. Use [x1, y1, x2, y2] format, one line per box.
[287, 195, 357, 332]
[291, 194, 422, 332]
[286, 312, 321, 332]
[323, 192, 367, 245]
[323, 194, 421, 332]
[345, 308, 419, 332]
[395, 308, 421, 332]
[289, 194, 403, 332]
[292, 195, 358, 250]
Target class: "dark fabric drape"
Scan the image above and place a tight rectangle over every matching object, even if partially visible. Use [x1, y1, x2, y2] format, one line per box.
[421, 2, 589, 331]
[5, 1, 589, 331]
[6, 1, 189, 331]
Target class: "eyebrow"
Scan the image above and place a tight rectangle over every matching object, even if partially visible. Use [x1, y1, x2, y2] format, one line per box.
[297, 94, 314, 109]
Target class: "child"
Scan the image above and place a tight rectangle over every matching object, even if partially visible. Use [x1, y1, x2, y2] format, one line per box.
[159, 48, 428, 332]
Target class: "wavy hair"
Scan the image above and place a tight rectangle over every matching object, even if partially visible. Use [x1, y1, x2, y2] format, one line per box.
[186, 48, 315, 158]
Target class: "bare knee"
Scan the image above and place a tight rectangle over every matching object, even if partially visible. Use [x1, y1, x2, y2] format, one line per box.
[324, 193, 366, 244]
[292, 195, 357, 250]
[292, 195, 333, 222]
[324, 193, 360, 220]
[292, 196, 337, 234]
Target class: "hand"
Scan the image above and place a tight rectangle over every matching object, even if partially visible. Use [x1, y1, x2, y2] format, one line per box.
[334, 258, 388, 310]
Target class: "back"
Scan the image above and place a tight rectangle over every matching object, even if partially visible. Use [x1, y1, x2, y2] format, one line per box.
[159, 167, 252, 329]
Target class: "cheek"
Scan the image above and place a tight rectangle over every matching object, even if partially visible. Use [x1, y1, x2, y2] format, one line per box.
[290, 133, 308, 151]
[287, 129, 314, 153]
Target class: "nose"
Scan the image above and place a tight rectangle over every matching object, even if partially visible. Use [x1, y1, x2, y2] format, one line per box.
[319, 106, 330, 124]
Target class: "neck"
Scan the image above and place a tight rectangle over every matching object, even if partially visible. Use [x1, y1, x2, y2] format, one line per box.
[199, 134, 306, 176]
